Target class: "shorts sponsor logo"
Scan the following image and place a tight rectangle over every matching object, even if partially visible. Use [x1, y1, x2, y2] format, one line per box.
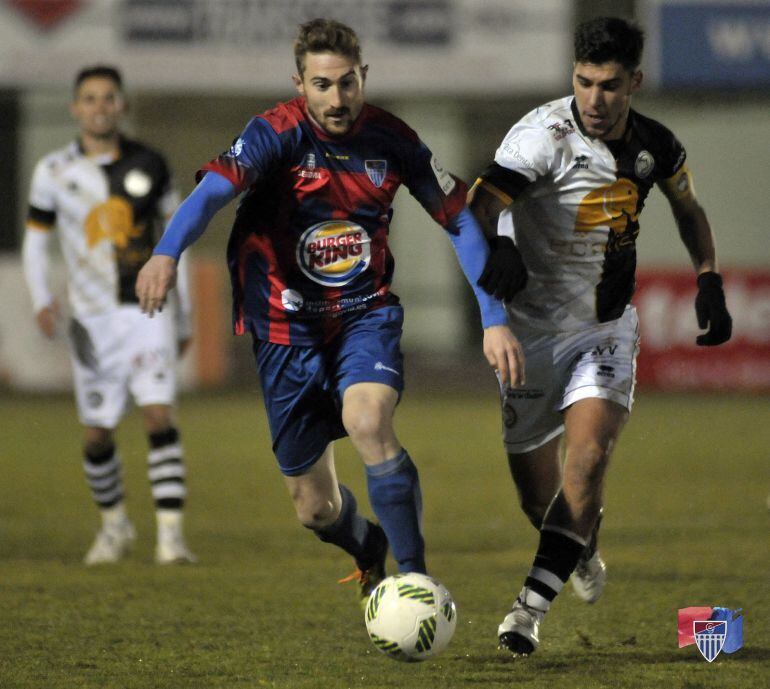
[503, 399, 517, 428]
[634, 150, 655, 179]
[281, 289, 304, 312]
[297, 220, 371, 286]
[365, 160, 387, 188]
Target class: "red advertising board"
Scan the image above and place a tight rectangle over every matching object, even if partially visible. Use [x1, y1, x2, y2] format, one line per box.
[633, 269, 770, 391]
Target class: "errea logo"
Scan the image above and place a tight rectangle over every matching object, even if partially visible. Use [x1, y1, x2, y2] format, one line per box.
[573, 155, 589, 170]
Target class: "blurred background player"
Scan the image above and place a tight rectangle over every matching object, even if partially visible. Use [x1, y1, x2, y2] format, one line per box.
[469, 17, 732, 654]
[22, 65, 196, 565]
[136, 19, 521, 602]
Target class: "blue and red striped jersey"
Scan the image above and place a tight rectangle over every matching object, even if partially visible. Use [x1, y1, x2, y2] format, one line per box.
[199, 97, 467, 345]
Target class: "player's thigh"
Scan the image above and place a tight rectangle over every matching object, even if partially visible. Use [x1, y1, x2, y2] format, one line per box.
[563, 397, 628, 453]
[253, 338, 345, 476]
[124, 307, 177, 408]
[335, 305, 405, 398]
[68, 314, 130, 429]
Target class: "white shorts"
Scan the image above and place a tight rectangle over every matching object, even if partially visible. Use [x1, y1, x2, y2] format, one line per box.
[501, 306, 640, 454]
[68, 306, 177, 428]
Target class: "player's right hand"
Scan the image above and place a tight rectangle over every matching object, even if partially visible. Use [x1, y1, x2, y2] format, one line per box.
[35, 301, 60, 338]
[136, 254, 178, 316]
[483, 324, 525, 387]
[477, 236, 528, 301]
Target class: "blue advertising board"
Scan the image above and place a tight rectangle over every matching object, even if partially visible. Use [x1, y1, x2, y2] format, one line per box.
[651, 1, 770, 88]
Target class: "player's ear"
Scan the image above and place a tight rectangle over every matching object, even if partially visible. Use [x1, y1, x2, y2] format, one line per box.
[630, 69, 643, 94]
[292, 73, 305, 95]
[360, 64, 368, 84]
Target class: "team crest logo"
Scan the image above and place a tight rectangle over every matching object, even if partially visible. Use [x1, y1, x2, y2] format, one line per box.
[297, 220, 371, 286]
[694, 621, 727, 662]
[634, 150, 655, 178]
[364, 160, 387, 188]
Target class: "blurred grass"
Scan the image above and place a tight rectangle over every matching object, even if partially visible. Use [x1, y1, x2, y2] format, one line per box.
[1, 389, 768, 688]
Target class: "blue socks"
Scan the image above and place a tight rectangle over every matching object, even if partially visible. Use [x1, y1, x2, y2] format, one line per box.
[366, 450, 426, 573]
[314, 484, 374, 564]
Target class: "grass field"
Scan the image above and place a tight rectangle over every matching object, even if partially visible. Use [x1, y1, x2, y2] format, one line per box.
[1, 389, 767, 688]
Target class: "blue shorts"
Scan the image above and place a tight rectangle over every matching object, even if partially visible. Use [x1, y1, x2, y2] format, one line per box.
[253, 305, 404, 476]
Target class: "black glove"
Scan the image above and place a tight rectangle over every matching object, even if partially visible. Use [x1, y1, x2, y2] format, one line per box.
[694, 271, 732, 346]
[477, 236, 528, 301]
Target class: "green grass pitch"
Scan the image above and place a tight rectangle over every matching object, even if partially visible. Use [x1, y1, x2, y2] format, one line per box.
[1, 389, 767, 688]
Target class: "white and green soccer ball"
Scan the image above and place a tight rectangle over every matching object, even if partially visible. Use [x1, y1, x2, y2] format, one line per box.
[364, 572, 457, 662]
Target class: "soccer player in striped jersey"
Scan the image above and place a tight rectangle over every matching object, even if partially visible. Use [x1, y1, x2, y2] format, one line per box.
[469, 17, 732, 654]
[22, 66, 196, 565]
[136, 19, 522, 602]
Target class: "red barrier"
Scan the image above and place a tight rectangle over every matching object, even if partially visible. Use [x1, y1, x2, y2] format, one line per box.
[634, 269, 770, 391]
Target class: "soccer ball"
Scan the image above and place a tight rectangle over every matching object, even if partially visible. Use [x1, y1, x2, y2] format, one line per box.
[364, 572, 457, 662]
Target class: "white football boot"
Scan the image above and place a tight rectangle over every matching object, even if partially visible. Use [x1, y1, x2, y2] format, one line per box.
[498, 589, 547, 656]
[570, 551, 607, 604]
[155, 510, 197, 565]
[84, 519, 136, 565]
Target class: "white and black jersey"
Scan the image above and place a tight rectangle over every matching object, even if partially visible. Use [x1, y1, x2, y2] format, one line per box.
[476, 96, 687, 332]
[26, 137, 180, 319]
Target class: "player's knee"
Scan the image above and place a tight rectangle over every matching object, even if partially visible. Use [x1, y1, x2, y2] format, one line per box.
[342, 405, 389, 445]
[566, 442, 611, 491]
[295, 499, 339, 530]
[84, 429, 113, 456]
[141, 404, 174, 434]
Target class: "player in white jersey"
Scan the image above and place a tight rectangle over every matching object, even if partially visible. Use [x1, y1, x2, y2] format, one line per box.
[22, 66, 196, 565]
[469, 17, 732, 655]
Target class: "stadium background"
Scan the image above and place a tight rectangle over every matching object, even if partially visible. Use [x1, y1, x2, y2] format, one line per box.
[0, 2, 768, 688]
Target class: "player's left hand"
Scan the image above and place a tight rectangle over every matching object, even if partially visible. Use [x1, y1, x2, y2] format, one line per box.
[694, 271, 732, 346]
[178, 337, 192, 357]
[478, 236, 528, 301]
[136, 254, 178, 316]
[483, 324, 525, 387]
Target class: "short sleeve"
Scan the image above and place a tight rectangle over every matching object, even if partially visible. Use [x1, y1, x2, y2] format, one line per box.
[197, 116, 283, 191]
[401, 137, 467, 228]
[494, 119, 555, 183]
[27, 159, 57, 229]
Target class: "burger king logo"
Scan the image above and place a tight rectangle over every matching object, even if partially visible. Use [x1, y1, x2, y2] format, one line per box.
[297, 221, 371, 286]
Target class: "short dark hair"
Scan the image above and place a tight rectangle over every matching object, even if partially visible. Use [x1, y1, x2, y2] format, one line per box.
[574, 17, 645, 72]
[294, 18, 362, 75]
[74, 65, 123, 93]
